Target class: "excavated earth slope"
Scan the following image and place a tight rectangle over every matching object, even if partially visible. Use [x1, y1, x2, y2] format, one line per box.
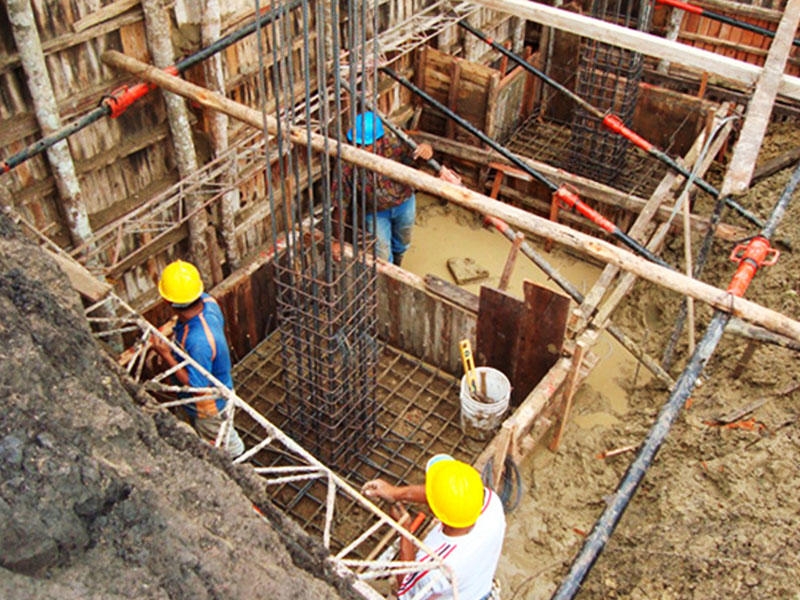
[0, 212, 356, 599]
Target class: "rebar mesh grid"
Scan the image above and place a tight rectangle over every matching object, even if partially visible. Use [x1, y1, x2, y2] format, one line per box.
[233, 331, 483, 554]
[506, 116, 667, 199]
[568, 0, 653, 183]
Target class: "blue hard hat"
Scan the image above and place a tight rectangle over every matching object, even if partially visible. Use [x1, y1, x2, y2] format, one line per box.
[346, 111, 385, 145]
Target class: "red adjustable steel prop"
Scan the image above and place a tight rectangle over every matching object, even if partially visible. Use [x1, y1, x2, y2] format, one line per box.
[727, 236, 780, 297]
[102, 65, 179, 118]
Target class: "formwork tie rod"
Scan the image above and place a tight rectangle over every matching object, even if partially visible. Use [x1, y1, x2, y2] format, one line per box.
[379, 108, 674, 386]
[457, 20, 764, 229]
[656, 0, 800, 48]
[380, 66, 672, 269]
[551, 160, 799, 600]
[0, 0, 302, 175]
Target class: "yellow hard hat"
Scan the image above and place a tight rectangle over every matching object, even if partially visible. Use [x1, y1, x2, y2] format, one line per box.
[425, 454, 484, 528]
[158, 260, 204, 306]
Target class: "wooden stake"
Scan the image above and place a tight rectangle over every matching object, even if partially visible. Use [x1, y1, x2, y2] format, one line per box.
[7, 0, 94, 249]
[101, 50, 800, 344]
[550, 341, 585, 451]
[498, 232, 524, 291]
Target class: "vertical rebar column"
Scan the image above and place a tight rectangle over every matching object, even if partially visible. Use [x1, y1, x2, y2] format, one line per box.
[264, 0, 378, 470]
[568, 0, 652, 183]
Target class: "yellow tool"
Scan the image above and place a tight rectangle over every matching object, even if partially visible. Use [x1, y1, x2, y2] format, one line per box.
[459, 339, 478, 395]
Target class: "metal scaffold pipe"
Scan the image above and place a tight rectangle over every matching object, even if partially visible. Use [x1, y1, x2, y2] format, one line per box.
[0, 0, 302, 175]
[457, 19, 764, 229]
[551, 160, 800, 600]
[379, 66, 672, 269]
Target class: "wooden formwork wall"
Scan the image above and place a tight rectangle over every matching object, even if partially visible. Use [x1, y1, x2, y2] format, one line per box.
[377, 267, 476, 376]
[0, 0, 315, 309]
[414, 46, 529, 146]
[652, 0, 800, 76]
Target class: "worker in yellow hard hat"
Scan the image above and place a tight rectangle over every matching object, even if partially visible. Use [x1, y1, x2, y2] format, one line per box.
[362, 454, 506, 600]
[151, 259, 244, 458]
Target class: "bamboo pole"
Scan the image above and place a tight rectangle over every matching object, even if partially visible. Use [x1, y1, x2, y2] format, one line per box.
[202, 0, 241, 271]
[101, 50, 800, 344]
[140, 0, 211, 276]
[7, 0, 94, 250]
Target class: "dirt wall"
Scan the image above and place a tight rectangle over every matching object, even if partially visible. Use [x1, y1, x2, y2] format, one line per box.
[0, 213, 356, 599]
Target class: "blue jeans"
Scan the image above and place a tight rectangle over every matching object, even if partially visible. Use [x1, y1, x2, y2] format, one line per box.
[366, 194, 415, 263]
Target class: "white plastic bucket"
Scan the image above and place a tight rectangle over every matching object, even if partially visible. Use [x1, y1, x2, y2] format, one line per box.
[460, 367, 511, 440]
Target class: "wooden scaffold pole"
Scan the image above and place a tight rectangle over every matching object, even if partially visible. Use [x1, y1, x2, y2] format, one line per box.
[6, 0, 94, 250]
[140, 0, 213, 279]
[202, 0, 242, 271]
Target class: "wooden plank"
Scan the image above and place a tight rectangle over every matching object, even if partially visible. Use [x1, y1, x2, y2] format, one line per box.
[751, 145, 800, 184]
[46, 248, 112, 302]
[446, 61, 462, 139]
[476, 286, 523, 396]
[423, 274, 479, 313]
[470, 0, 800, 100]
[476, 282, 569, 407]
[73, 0, 140, 33]
[721, 0, 800, 196]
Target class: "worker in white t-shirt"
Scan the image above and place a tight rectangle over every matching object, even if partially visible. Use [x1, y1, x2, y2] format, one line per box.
[362, 454, 506, 600]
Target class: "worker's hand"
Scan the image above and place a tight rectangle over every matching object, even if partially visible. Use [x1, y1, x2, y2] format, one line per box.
[438, 166, 462, 186]
[362, 479, 398, 502]
[149, 333, 172, 359]
[413, 143, 433, 161]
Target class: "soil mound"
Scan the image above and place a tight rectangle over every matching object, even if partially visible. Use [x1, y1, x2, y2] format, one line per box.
[0, 213, 355, 599]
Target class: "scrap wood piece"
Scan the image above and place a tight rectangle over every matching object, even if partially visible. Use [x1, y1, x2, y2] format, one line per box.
[46, 248, 112, 302]
[703, 418, 766, 432]
[447, 256, 490, 285]
[596, 444, 637, 460]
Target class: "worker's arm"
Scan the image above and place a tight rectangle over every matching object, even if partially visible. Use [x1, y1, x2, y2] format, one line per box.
[362, 479, 427, 505]
[151, 335, 190, 386]
[390, 503, 416, 586]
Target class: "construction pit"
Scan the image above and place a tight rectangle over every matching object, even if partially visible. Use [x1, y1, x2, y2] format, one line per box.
[2, 0, 800, 598]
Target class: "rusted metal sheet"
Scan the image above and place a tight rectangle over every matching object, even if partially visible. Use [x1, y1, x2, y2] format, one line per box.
[476, 281, 569, 407]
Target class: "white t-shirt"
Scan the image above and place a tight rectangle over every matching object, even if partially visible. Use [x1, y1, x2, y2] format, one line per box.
[396, 488, 506, 600]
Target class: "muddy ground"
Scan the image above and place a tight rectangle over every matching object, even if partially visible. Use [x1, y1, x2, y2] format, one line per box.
[411, 120, 799, 599]
[0, 213, 360, 599]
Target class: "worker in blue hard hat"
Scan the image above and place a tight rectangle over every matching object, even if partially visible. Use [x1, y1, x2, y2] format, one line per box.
[333, 111, 461, 267]
[362, 454, 505, 600]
